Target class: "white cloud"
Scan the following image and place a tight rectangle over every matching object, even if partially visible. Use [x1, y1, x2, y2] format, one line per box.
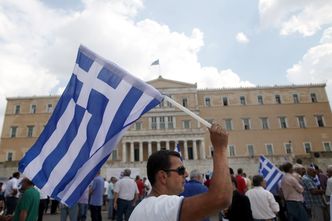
[258, 0, 332, 36]
[235, 32, 250, 44]
[287, 28, 332, 101]
[0, 0, 253, 132]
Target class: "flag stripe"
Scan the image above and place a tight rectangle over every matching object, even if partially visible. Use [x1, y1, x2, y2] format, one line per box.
[18, 75, 83, 172]
[258, 155, 283, 192]
[31, 105, 86, 187]
[76, 50, 94, 72]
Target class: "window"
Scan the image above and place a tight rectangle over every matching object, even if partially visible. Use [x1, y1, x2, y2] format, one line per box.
[279, 117, 287, 128]
[27, 125, 34, 137]
[135, 122, 142, 130]
[315, 115, 325, 127]
[275, 95, 281, 104]
[222, 97, 228, 106]
[151, 117, 157, 130]
[265, 144, 274, 155]
[7, 152, 13, 162]
[293, 94, 299, 103]
[224, 119, 233, 130]
[304, 142, 312, 153]
[111, 150, 117, 160]
[260, 118, 269, 129]
[182, 120, 191, 129]
[47, 104, 53, 113]
[297, 116, 306, 128]
[166, 95, 173, 107]
[311, 93, 317, 103]
[323, 142, 331, 152]
[257, 95, 263, 104]
[240, 96, 246, 105]
[182, 98, 188, 107]
[160, 117, 165, 129]
[10, 126, 17, 138]
[167, 116, 174, 129]
[247, 145, 254, 157]
[30, 104, 37, 114]
[242, 118, 250, 130]
[228, 145, 235, 157]
[284, 143, 292, 154]
[204, 97, 211, 107]
[14, 105, 20, 114]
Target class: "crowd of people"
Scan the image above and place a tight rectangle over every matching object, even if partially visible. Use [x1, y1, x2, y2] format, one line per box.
[0, 123, 331, 221]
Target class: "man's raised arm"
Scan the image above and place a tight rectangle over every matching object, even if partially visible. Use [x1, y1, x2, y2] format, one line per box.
[180, 123, 232, 221]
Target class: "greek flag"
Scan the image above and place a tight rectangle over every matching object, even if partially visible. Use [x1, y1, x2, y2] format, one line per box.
[18, 45, 164, 206]
[258, 155, 283, 192]
[175, 143, 183, 161]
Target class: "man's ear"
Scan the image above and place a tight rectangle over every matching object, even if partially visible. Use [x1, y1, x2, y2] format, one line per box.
[156, 170, 168, 185]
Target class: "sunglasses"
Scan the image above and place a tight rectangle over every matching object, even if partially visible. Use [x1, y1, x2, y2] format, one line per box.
[163, 166, 186, 176]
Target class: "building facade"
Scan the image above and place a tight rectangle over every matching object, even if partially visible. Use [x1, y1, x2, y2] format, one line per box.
[0, 77, 331, 166]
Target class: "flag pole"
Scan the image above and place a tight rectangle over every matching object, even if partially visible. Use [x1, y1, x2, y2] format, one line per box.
[164, 96, 212, 128]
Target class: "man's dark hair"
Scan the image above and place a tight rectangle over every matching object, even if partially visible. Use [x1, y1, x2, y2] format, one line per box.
[12, 172, 20, 178]
[147, 150, 181, 186]
[237, 168, 243, 174]
[252, 175, 264, 187]
[282, 162, 293, 173]
[229, 168, 234, 175]
[296, 158, 303, 164]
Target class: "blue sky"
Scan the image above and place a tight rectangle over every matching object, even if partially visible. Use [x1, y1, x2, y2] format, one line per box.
[0, 0, 332, 129]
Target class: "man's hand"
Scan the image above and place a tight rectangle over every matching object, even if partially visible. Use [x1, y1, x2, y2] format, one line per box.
[209, 123, 228, 150]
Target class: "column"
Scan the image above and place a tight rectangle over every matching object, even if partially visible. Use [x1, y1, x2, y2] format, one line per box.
[139, 142, 143, 162]
[184, 140, 188, 160]
[157, 141, 161, 151]
[130, 142, 134, 162]
[193, 140, 198, 160]
[200, 140, 206, 159]
[148, 141, 152, 156]
[166, 141, 170, 150]
[122, 142, 127, 163]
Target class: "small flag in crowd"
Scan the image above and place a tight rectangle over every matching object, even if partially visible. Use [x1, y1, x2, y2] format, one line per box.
[19, 45, 164, 206]
[174, 143, 183, 161]
[258, 155, 283, 191]
[151, 59, 159, 66]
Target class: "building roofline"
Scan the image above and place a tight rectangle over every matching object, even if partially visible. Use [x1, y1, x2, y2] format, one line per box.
[147, 75, 197, 88]
[6, 95, 60, 101]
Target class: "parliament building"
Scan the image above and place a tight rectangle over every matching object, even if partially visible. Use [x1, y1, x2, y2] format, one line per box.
[0, 77, 331, 168]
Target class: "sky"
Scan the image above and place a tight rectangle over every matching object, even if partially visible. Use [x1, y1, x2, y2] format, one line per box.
[0, 0, 332, 132]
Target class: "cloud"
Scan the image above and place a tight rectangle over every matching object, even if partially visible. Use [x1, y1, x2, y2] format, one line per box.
[287, 27, 332, 101]
[0, 0, 253, 132]
[235, 32, 250, 44]
[258, 0, 332, 36]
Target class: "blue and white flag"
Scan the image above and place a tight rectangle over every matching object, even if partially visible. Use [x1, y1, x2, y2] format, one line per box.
[174, 143, 183, 161]
[18, 45, 164, 206]
[258, 155, 283, 192]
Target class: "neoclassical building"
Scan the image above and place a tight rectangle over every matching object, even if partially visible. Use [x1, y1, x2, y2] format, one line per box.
[1, 77, 331, 165]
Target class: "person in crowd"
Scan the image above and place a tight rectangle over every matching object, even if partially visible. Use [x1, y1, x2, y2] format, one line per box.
[103, 178, 109, 211]
[134, 176, 144, 203]
[108, 177, 117, 220]
[293, 163, 306, 180]
[236, 168, 247, 194]
[77, 187, 89, 221]
[326, 165, 332, 221]
[4, 172, 20, 215]
[314, 165, 328, 191]
[0, 183, 5, 216]
[302, 167, 326, 221]
[89, 171, 104, 221]
[60, 203, 78, 221]
[180, 169, 209, 221]
[114, 169, 138, 221]
[36, 187, 48, 221]
[224, 176, 253, 221]
[204, 174, 211, 188]
[50, 199, 59, 215]
[142, 177, 151, 197]
[12, 177, 40, 221]
[245, 175, 279, 221]
[243, 173, 252, 190]
[129, 123, 232, 221]
[280, 162, 308, 221]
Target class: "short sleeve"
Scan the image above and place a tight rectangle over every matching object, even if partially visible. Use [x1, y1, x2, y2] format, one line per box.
[19, 191, 32, 210]
[152, 195, 184, 221]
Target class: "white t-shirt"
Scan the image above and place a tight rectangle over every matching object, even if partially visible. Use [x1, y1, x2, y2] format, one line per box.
[4, 178, 18, 198]
[114, 176, 138, 201]
[129, 195, 184, 221]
